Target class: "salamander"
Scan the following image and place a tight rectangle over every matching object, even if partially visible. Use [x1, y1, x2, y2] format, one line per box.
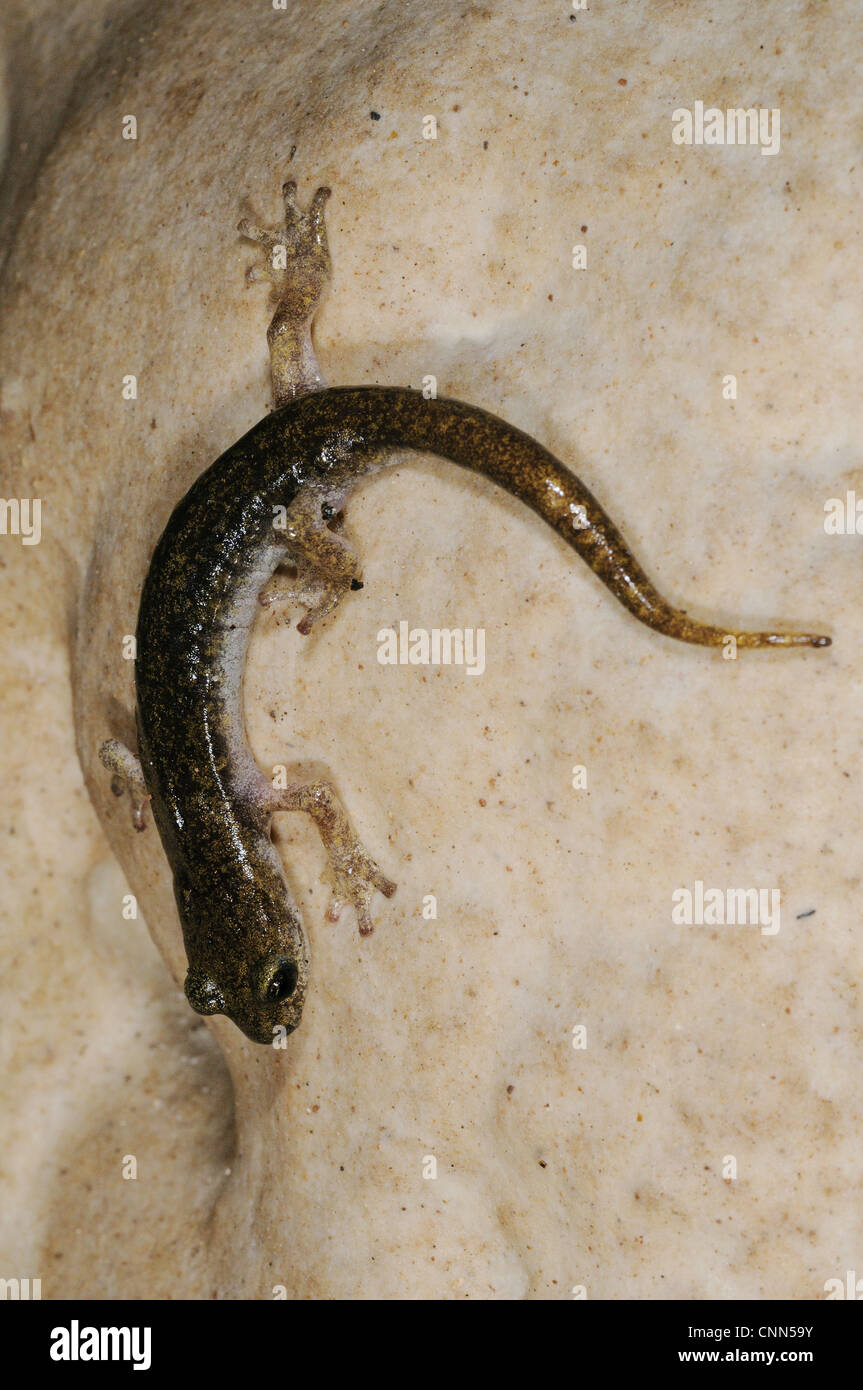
[99, 181, 831, 1045]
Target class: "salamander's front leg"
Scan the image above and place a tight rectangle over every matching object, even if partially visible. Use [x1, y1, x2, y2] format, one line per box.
[99, 738, 150, 832]
[238, 181, 332, 405]
[263, 779, 396, 936]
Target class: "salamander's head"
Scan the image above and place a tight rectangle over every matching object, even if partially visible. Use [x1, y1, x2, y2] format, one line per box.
[184, 951, 306, 1043]
[174, 862, 309, 1045]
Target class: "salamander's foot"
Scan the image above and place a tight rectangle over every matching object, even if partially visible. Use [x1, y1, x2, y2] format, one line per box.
[295, 578, 363, 636]
[323, 850, 397, 938]
[266, 484, 363, 633]
[258, 565, 330, 616]
[99, 738, 150, 832]
[238, 182, 331, 311]
[266, 779, 396, 936]
[238, 181, 332, 403]
[260, 567, 362, 635]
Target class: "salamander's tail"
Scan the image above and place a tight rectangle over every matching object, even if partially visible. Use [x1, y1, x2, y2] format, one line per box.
[410, 394, 832, 650]
[520, 453, 830, 648]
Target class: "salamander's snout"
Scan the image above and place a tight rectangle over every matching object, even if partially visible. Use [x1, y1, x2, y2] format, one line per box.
[184, 970, 225, 1016]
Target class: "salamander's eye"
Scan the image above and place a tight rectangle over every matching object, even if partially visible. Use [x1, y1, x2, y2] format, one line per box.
[263, 958, 299, 1002]
[320, 503, 336, 520]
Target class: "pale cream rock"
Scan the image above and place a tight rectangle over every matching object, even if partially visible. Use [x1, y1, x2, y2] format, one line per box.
[0, 0, 860, 1298]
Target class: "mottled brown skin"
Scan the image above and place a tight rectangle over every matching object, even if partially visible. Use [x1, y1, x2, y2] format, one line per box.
[106, 182, 831, 1046]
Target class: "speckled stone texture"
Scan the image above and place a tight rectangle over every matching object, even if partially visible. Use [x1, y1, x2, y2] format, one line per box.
[0, 0, 860, 1299]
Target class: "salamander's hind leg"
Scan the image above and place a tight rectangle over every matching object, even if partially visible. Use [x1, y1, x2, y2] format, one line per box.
[262, 779, 396, 936]
[238, 181, 332, 404]
[99, 738, 150, 832]
[266, 483, 364, 634]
